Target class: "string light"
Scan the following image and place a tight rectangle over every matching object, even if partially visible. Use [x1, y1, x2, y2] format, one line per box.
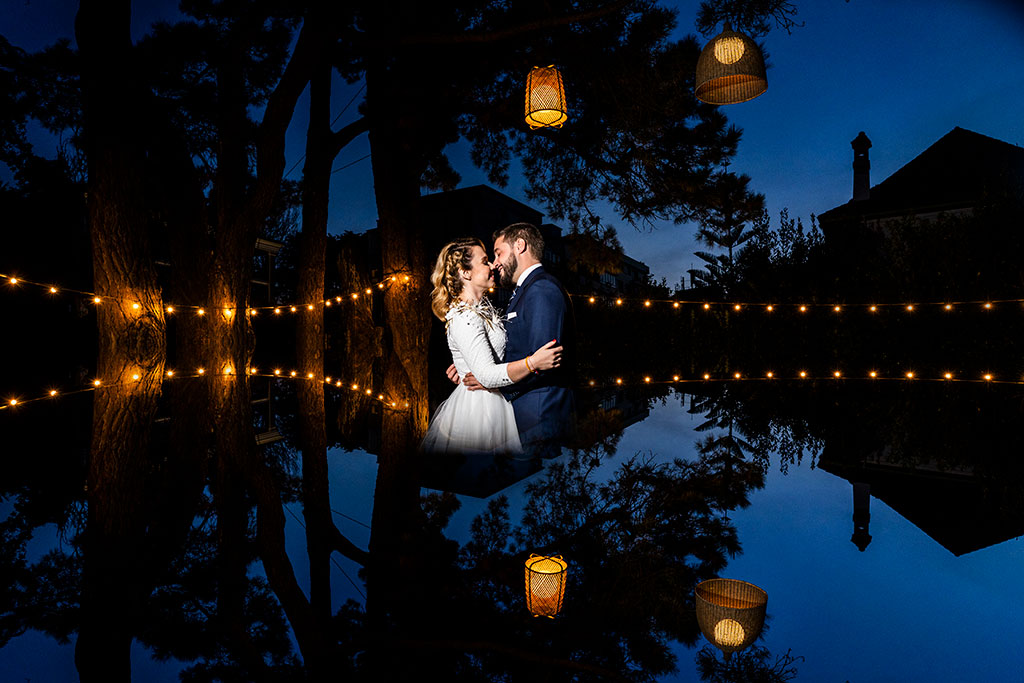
[566, 292, 1024, 313]
[0, 269, 411, 314]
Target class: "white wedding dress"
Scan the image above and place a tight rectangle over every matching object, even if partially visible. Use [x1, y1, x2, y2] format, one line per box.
[420, 300, 523, 455]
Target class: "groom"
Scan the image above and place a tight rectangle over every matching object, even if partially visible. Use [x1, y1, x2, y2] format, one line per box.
[455, 222, 575, 456]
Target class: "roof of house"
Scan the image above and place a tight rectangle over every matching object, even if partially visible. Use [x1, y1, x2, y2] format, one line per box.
[819, 127, 1024, 224]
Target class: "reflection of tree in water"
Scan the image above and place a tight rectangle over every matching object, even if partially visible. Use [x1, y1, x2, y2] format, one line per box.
[335, 427, 770, 681]
[696, 644, 803, 683]
[689, 386, 824, 474]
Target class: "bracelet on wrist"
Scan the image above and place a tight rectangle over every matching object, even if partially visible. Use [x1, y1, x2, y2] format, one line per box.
[525, 355, 536, 373]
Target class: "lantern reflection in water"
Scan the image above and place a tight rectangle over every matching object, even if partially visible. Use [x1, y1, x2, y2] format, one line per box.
[695, 578, 767, 657]
[524, 554, 568, 617]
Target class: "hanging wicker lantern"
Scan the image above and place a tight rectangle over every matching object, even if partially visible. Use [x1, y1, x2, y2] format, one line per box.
[525, 65, 568, 130]
[524, 554, 568, 617]
[695, 578, 768, 656]
[695, 24, 767, 105]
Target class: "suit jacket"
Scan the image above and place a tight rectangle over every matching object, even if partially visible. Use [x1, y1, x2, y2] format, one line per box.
[501, 266, 576, 450]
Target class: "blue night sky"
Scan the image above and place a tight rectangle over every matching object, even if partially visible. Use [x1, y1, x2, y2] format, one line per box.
[4, 0, 1024, 285]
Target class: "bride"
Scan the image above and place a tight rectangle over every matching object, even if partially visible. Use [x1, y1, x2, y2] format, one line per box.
[420, 237, 562, 455]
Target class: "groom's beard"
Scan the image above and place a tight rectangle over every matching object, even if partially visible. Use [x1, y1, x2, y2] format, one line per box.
[499, 255, 517, 288]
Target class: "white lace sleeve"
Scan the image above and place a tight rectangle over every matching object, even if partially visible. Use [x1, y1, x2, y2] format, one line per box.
[448, 309, 513, 388]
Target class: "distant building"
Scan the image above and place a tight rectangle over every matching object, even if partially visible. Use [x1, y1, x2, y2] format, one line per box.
[819, 127, 1024, 234]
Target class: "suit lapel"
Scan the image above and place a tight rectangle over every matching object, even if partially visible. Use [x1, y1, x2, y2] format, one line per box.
[507, 266, 544, 315]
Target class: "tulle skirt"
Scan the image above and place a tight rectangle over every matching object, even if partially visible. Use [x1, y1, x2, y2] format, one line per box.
[420, 384, 522, 456]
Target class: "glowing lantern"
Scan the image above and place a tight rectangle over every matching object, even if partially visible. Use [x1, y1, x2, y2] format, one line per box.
[524, 554, 568, 617]
[695, 24, 767, 105]
[525, 66, 568, 130]
[695, 578, 767, 657]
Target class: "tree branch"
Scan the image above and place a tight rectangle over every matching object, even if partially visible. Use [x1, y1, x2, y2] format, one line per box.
[359, 0, 635, 47]
[386, 639, 634, 681]
[331, 523, 370, 566]
[330, 116, 370, 160]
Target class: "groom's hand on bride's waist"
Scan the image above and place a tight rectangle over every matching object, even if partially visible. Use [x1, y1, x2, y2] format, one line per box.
[446, 364, 460, 384]
[463, 372, 484, 391]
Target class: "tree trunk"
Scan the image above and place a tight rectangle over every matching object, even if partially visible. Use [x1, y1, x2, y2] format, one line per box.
[75, 1, 166, 679]
[298, 59, 333, 665]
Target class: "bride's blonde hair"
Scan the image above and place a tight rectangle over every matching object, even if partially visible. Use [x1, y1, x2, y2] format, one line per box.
[430, 237, 485, 320]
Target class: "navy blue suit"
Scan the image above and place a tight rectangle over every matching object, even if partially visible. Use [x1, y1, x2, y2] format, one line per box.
[501, 266, 576, 456]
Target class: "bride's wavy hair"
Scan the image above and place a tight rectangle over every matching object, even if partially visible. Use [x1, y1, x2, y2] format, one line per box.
[430, 237, 485, 320]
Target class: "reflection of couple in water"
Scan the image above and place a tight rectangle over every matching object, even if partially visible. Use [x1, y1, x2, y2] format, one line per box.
[420, 222, 575, 458]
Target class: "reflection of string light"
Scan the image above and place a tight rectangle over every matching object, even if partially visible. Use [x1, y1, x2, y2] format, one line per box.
[5, 365, 412, 413]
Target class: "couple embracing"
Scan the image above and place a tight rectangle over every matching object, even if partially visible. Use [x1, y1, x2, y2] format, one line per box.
[420, 222, 575, 458]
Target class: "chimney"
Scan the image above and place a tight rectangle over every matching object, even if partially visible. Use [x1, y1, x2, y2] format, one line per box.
[851, 131, 872, 201]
